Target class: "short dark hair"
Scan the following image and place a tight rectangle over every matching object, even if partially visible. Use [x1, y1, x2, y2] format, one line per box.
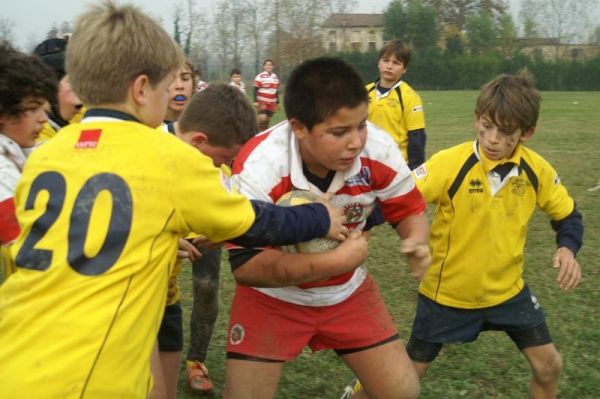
[33, 37, 68, 81]
[178, 83, 257, 147]
[475, 69, 541, 134]
[379, 39, 411, 67]
[230, 68, 241, 76]
[284, 57, 368, 130]
[0, 42, 57, 118]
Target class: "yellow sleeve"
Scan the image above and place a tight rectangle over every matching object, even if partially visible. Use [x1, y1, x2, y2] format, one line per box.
[403, 85, 426, 132]
[163, 140, 256, 243]
[535, 157, 575, 220]
[412, 151, 450, 204]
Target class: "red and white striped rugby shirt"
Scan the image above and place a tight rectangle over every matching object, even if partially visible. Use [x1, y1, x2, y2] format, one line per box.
[253, 71, 279, 105]
[230, 120, 426, 306]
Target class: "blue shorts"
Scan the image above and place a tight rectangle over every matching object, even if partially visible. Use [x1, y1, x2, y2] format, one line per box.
[407, 286, 552, 362]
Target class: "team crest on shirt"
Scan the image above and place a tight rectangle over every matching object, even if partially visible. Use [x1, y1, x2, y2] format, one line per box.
[343, 202, 365, 223]
[229, 323, 245, 345]
[386, 97, 400, 108]
[511, 177, 529, 196]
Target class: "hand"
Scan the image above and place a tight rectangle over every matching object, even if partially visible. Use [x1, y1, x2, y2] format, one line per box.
[400, 239, 431, 281]
[190, 235, 223, 250]
[334, 230, 368, 268]
[318, 192, 349, 241]
[177, 238, 201, 261]
[553, 247, 582, 290]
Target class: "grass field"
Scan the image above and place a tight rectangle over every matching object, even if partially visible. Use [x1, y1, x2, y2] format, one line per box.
[175, 90, 600, 398]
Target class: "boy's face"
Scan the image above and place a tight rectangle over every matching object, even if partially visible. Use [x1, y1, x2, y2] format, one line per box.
[263, 61, 274, 73]
[0, 97, 48, 148]
[138, 72, 175, 128]
[231, 73, 242, 83]
[293, 102, 368, 178]
[167, 66, 194, 114]
[475, 114, 534, 160]
[57, 76, 83, 122]
[179, 131, 241, 167]
[378, 54, 407, 87]
[198, 142, 242, 167]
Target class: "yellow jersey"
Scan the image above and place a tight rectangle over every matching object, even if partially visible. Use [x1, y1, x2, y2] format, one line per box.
[366, 80, 425, 161]
[0, 113, 255, 398]
[413, 141, 574, 309]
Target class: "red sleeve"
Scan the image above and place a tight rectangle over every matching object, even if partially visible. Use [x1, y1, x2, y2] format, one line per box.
[0, 197, 19, 244]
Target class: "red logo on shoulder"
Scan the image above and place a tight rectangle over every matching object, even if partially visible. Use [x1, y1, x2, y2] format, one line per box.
[75, 129, 102, 149]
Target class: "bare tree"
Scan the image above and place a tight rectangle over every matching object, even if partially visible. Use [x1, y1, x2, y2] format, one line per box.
[241, 0, 268, 73]
[262, 0, 342, 75]
[522, 0, 595, 44]
[519, 0, 596, 60]
[0, 17, 16, 44]
[422, 0, 506, 30]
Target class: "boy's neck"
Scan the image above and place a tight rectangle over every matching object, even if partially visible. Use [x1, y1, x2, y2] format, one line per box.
[164, 109, 181, 123]
[378, 78, 400, 89]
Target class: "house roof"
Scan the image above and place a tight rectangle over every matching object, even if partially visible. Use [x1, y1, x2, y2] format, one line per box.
[322, 13, 383, 28]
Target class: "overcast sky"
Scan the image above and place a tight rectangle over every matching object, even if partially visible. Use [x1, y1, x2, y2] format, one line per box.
[2, 0, 393, 50]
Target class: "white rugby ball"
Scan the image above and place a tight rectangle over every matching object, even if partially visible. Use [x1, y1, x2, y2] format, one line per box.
[275, 190, 340, 253]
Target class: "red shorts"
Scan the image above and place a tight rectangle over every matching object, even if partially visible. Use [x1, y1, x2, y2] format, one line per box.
[226, 276, 398, 361]
[257, 102, 277, 113]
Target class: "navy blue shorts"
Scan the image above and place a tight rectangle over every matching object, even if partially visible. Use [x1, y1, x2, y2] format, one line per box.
[158, 301, 183, 352]
[407, 286, 552, 362]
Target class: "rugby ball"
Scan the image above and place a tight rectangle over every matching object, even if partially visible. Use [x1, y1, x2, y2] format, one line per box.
[275, 190, 340, 253]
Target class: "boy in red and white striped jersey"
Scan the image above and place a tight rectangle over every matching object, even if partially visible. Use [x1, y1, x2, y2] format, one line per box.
[253, 59, 279, 131]
[224, 57, 431, 399]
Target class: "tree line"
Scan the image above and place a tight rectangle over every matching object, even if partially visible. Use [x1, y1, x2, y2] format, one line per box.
[1, 0, 599, 90]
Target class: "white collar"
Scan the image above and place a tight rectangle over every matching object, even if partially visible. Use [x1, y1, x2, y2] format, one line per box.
[0, 134, 32, 172]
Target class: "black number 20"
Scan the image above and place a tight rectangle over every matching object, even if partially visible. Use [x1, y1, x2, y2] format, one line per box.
[15, 171, 133, 276]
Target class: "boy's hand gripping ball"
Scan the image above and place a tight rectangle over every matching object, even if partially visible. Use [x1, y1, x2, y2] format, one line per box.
[275, 190, 340, 253]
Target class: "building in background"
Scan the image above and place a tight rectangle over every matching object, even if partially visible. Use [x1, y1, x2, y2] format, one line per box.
[322, 14, 384, 53]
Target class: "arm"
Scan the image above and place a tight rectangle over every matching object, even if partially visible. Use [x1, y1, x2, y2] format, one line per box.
[230, 197, 348, 248]
[394, 213, 431, 281]
[232, 230, 367, 287]
[407, 128, 426, 170]
[550, 208, 583, 290]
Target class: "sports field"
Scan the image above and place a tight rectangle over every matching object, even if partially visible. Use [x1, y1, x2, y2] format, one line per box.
[176, 90, 600, 398]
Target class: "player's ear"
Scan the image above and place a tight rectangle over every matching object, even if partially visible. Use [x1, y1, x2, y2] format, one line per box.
[520, 127, 535, 142]
[290, 118, 309, 140]
[130, 74, 151, 106]
[190, 132, 209, 148]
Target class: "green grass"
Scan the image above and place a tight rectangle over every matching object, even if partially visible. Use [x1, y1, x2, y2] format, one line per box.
[175, 90, 600, 398]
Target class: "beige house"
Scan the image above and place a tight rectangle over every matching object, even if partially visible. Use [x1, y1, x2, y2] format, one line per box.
[517, 38, 600, 62]
[322, 13, 384, 53]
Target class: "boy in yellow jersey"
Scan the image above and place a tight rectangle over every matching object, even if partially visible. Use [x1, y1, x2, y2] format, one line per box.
[33, 37, 83, 142]
[405, 71, 583, 398]
[0, 3, 357, 398]
[366, 39, 426, 170]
